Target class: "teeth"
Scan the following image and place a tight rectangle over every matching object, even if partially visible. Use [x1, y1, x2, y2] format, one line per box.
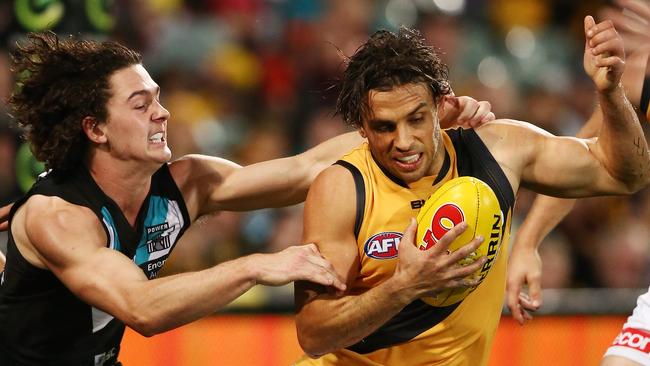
[149, 132, 164, 142]
[396, 154, 419, 163]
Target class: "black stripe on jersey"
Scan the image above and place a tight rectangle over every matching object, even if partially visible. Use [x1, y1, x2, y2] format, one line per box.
[448, 128, 515, 216]
[641, 76, 650, 117]
[347, 299, 458, 354]
[335, 160, 366, 238]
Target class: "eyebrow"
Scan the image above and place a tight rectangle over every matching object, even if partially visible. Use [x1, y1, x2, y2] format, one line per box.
[368, 102, 428, 125]
[126, 86, 160, 102]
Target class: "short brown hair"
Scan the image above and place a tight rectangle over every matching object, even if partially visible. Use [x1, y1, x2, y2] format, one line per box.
[336, 27, 451, 128]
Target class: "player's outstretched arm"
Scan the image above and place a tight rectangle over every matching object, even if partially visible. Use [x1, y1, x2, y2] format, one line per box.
[600, 0, 650, 119]
[13, 195, 344, 337]
[294, 165, 486, 357]
[507, 11, 650, 324]
[583, 15, 650, 190]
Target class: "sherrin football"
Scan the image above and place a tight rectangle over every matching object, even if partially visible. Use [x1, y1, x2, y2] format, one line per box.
[415, 176, 503, 307]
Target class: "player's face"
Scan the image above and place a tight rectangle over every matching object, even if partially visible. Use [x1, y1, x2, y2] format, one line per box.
[102, 64, 171, 166]
[360, 83, 444, 184]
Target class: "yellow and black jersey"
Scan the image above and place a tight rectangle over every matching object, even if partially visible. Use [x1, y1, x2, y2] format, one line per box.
[297, 128, 515, 366]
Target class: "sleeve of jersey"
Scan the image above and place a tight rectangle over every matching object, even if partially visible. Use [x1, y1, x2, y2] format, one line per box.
[603, 288, 650, 364]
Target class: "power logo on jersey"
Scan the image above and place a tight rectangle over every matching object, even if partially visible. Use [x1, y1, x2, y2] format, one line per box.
[364, 232, 402, 259]
[612, 328, 650, 353]
[145, 222, 174, 254]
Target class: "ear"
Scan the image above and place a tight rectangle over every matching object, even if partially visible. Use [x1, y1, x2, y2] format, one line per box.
[81, 117, 107, 144]
[358, 127, 367, 139]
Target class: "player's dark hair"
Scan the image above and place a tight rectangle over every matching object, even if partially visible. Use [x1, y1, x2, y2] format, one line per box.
[336, 27, 451, 128]
[9, 32, 142, 173]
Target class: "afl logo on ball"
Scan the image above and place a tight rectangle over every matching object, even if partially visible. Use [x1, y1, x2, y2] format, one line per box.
[364, 232, 402, 259]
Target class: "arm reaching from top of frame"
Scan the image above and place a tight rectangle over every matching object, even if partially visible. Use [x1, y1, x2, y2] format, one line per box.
[507, 10, 650, 325]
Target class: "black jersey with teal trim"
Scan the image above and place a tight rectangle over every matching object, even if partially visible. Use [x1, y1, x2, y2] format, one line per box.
[0, 164, 190, 365]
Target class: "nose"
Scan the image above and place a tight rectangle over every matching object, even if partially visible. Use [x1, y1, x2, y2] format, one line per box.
[152, 100, 170, 123]
[394, 124, 414, 152]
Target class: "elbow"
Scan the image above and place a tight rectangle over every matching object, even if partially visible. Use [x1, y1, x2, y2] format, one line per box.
[125, 311, 163, 338]
[296, 323, 329, 358]
[620, 172, 650, 195]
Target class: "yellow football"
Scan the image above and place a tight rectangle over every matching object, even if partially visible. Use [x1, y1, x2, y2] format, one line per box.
[415, 176, 503, 307]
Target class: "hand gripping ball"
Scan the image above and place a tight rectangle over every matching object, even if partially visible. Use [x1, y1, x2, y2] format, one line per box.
[415, 176, 504, 307]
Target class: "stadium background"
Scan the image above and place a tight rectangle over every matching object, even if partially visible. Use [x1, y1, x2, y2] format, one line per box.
[0, 0, 648, 364]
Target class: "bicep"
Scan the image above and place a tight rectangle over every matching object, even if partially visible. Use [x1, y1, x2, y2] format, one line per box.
[521, 130, 625, 197]
[296, 166, 359, 307]
[24, 199, 149, 318]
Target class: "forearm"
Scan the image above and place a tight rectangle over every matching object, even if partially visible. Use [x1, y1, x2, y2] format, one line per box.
[516, 195, 576, 250]
[0, 250, 5, 272]
[596, 85, 650, 190]
[123, 255, 258, 336]
[296, 278, 414, 356]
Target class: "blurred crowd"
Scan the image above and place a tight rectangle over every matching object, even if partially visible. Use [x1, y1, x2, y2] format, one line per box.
[0, 0, 649, 310]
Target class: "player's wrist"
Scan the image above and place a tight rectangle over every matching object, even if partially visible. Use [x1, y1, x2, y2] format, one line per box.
[383, 273, 420, 305]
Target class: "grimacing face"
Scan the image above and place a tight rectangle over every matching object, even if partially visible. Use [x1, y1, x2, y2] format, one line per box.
[359, 82, 444, 184]
[102, 64, 171, 166]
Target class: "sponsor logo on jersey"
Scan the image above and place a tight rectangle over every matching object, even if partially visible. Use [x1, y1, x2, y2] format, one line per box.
[94, 347, 117, 365]
[612, 327, 650, 353]
[364, 232, 402, 259]
[410, 199, 425, 209]
[145, 222, 174, 254]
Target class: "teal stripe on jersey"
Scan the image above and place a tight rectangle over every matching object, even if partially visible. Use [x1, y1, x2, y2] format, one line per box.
[134, 195, 172, 266]
[101, 207, 121, 251]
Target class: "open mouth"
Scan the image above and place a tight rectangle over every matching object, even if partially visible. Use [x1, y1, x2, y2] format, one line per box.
[148, 132, 165, 144]
[393, 153, 422, 171]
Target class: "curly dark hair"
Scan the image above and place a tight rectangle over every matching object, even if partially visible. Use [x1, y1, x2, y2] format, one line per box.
[336, 27, 451, 128]
[9, 32, 142, 173]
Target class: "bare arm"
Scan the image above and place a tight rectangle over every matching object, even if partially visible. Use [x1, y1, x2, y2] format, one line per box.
[14, 195, 345, 337]
[492, 17, 650, 197]
[0, 250, 5, 272]
[507, 11, 650, 324]
[294, 166, 485, 356]
[171, 131, 364, 218]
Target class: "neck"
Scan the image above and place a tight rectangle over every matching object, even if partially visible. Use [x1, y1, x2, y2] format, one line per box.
[428, 130, 447, 177]
[86, 155, 159, 226]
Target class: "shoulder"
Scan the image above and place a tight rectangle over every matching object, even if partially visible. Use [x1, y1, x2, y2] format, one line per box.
[16, 195, 105, 267]
[475, 118, 552, 137]
[168, 154, 242, 186]
[474, 119, 551, 153]
[308, 164, 357, 204]
[22, 195, 102, 239]
[167, 154, 241, 198]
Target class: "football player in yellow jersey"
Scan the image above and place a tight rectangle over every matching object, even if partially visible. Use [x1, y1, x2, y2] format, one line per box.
[294, 16, 650, 366]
